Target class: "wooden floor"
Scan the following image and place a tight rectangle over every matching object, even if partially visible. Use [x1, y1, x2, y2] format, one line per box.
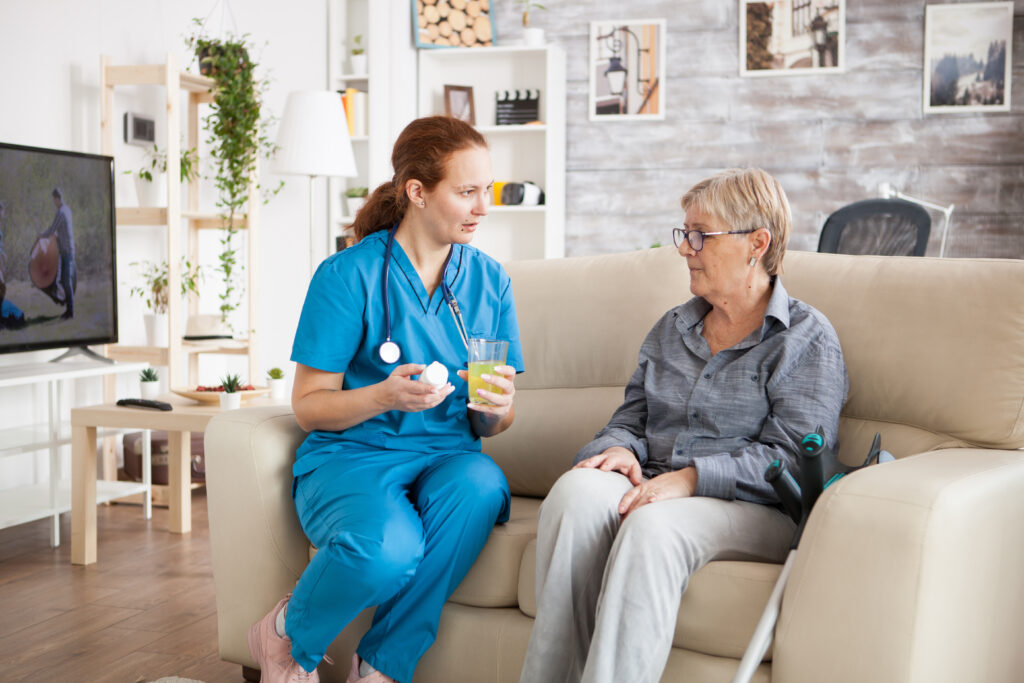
[0, 490, 246, 683]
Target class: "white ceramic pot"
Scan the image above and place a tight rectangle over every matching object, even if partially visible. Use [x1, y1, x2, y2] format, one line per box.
[349, 54, 367, 75]
[268, 377, 287, 401]
[346, 196, 366, 217]
[134, 174, 167, 207]
[144, 313, 168, 347]
[219, 392, 241, 411]
[140, 381, 159, 400]
[523, 27, 545, 46]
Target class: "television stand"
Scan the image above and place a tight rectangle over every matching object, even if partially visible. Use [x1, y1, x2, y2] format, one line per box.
[50, 346, 115, 364]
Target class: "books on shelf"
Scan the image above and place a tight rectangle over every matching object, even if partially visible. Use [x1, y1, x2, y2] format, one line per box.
[339, 88, 368, 137]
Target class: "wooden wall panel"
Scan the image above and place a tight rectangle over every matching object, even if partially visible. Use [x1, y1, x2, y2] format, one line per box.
[489, 1, 1023, 259]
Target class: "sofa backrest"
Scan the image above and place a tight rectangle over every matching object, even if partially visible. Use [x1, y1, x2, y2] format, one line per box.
[489, 247, 1024, 498]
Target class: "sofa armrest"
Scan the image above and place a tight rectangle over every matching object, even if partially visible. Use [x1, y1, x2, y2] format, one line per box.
[204, 405, 310, 666]
[773, 448, 1024, 683]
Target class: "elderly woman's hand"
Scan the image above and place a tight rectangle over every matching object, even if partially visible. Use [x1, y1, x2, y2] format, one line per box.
[618, 467, 698, 517]
[574, 447, 642, 486]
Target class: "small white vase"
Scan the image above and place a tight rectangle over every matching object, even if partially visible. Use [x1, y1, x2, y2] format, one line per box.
[134, 174, 167, 207]
[346, 196, 366, 217]
[140, 380, 159, 400]
[268, 377, 287, 401]
[349, 54, 367, 75]
[220, 392, 241, 411]
[144, 313, 169, 347]
[523, 27, 545, 46]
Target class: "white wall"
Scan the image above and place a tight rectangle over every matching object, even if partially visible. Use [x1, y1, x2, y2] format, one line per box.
[0, 0, 332, 489]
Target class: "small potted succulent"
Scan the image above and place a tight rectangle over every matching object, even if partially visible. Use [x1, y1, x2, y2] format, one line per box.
[267, 367, 287, 401]
[345, 186, 368, 217]
[219, 373, 243, 410]
[139, 367, 160, 400]
[520, 0, 547, 46]
[349, 34, 367, 74]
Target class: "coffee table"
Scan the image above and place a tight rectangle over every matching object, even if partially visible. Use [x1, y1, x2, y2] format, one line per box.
[70, 394, 280, 565]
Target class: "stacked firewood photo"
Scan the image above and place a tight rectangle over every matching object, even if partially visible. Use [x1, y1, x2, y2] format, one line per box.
[415, 0, 493, 47]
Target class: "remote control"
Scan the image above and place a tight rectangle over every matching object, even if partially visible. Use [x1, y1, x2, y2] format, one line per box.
[116, 398, 173, 411]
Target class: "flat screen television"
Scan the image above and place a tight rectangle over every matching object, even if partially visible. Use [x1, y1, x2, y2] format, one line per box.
[0, 142, 118, 358]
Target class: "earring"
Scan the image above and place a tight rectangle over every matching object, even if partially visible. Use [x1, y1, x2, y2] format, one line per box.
[748, 256, 757, 267]
[418, 202, 425, 208]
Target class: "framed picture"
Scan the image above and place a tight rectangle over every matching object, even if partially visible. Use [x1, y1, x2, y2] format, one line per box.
[589, 19, 666, 121]
[739, 0, 845, 77]
[444, 85, 476, 124]
[923, 1, 1012, 114]
[412, 0, 494, 48]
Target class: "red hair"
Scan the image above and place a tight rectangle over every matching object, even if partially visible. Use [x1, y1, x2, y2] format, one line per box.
[352, 116, 488, 241]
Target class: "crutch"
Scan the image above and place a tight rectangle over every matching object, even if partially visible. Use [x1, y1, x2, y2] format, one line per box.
[731, 431, 892, 683]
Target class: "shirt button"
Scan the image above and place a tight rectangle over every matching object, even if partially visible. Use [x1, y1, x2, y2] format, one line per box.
[751, 374, 758, 381]
[703, 373, 711, 379]
[691, 412, 698, 419]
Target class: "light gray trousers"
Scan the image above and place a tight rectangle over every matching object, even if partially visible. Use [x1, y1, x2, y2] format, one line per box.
[520, 468, 795, 683]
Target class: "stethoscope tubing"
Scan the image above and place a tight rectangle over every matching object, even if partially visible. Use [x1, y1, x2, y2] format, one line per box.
[380, 226, 469, 363]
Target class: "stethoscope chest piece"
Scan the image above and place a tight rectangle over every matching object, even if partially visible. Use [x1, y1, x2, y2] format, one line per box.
[379, 340, 401, 364]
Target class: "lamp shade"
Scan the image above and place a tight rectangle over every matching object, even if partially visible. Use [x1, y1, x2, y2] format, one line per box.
[273, 90, 357, 177]
[605, 57, 627, 96]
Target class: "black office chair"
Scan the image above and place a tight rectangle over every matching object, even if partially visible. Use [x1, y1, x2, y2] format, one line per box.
[817, 198, 931, 256]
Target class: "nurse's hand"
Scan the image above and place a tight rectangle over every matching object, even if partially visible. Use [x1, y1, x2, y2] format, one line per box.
[381, 363, 455, 413]
[457, 365, 516, 416]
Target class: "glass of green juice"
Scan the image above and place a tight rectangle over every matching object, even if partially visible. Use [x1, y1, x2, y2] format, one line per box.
[467, 338, 509, 405]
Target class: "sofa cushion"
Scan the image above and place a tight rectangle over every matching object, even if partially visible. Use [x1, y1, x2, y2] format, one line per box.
[449, 496, 541, 608]
[781, 252, 1024, 457]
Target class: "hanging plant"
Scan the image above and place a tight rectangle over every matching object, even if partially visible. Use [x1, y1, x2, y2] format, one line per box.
[185, 19, 281, 325]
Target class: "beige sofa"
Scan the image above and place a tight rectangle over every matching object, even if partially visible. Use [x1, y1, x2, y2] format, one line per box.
[205, 247, 1024, 683]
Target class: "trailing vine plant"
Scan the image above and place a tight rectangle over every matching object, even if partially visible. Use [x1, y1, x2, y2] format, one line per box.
[185, 19, 281, 326]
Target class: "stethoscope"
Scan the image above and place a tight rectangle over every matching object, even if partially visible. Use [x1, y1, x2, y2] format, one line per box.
[379, 226, 470, 364]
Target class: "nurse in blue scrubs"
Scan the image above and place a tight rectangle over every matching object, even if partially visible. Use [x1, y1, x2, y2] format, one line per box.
[246, 116, 523, 683]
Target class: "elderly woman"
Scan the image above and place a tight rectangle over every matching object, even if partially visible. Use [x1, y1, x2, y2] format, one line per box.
[520, 168, 848, 683]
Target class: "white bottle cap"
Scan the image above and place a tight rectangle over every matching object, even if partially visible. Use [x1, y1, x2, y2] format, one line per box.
[418, 361, 449, 388]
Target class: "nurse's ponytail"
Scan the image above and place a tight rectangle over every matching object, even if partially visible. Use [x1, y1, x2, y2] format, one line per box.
[352, 116, 487, 241]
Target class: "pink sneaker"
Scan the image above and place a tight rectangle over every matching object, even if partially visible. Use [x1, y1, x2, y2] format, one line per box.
[346, 653, 396, 683]
[247, 594, 319, 683]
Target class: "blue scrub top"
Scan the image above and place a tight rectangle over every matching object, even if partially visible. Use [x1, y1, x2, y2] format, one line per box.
[290, 227, 525, 477]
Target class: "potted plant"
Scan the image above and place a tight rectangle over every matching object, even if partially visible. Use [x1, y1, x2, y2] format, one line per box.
[185, 19, 281, 328]
[266, 367, 287, 400]
[139, 367, 160, 400]
[128, 259, 203, 346]
[520, 0, 547, 46]
[345, 186, 368, 217]
[349, 34, 367, 74]
[219, 372, 243, 410]
[125, 144, 199, 207]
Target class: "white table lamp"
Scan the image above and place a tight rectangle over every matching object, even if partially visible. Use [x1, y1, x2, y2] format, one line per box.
[274, 91, 357, 274]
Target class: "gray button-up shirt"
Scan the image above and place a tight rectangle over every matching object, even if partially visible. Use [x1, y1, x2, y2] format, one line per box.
[575, 278, 848, 505]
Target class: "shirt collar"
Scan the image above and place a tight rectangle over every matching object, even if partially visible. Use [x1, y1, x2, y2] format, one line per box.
[677, 276, 792, 339]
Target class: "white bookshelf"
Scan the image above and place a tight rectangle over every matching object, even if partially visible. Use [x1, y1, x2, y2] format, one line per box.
[417, 45, 566, 261]
[326, 0, 417, 251]
[0, 360, 150, 544]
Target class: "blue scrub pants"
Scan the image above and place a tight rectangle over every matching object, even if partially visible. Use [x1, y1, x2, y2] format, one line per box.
[286, 446, 511, 682]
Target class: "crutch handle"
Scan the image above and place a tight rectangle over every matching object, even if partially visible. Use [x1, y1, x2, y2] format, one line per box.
[764, 459, 802, 524]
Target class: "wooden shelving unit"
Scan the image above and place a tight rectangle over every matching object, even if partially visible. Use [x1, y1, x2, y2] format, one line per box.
[99, 53, 260, 388]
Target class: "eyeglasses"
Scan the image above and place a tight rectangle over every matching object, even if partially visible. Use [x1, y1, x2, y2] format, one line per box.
[672, 227, 756, 252]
